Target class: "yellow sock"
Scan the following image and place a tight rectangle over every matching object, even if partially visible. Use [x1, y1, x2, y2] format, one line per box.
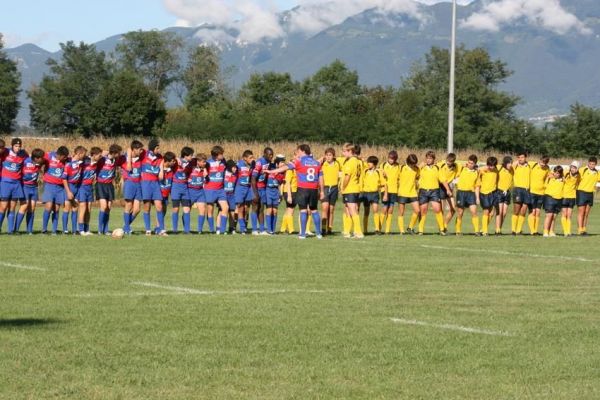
[527, 214, 535, 234]
[472, 216, 480, 233]
[280, 215, 288, 233]
[418, 214, 427, 233]
[385, 215, 392, 233]
[511, 215, 518, 232]
[560, 217, 567, 235]
[288, 215, 295, 233]
[482, 215, 489, 234]
[516, 215, 525, 233]
[398, 216, 405, 233]
[342, 214, 350, 234]
[352, 215, 363, 236]
[534, 216, 540, 233]
[409, 213, 419, 229]
[566, 219, 571, 235]
[435, 212, 444, 231]
[379, 213, 385, 229]
[373, 214, 381, 232]
[543, 229, 549, 236]
[455, 217, 462, 234]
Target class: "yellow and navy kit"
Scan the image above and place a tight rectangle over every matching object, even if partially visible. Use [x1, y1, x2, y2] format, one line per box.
[545, 177, 564, 200]
[479, 167, 498, 195]
[342, 156, 362, 194]
[578, 166, 600, 193]
[497, 165, 514, 192]
[456, 166, 480, 192]
[419, 164, 443, 190]
[399, 165, 419, 198]
[322, 159, 341, 187]
[284, 169, 298, 193]
[513, 162, 532, 189]
[563, 173, 580, 199]
[530, 163, 550, 196]
[437, 161, 463, 185]
[362, 168, 384, 193]
[381, 162, 400, 194]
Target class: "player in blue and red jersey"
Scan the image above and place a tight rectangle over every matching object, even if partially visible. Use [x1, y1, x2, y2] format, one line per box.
[267, 144, 324, 239]
[95, 144, 125, 235]
[140, 139, 166, 236]
[41, 146, 70, 234]
[204, 146, 229, 235]
[122, 140, 144, 234]
[0, 138, 29, 234]
[17, 148, 45, 234]
[233, 150, 254, 234]
[264, 156, 286, 235]
[250, 147, 274, 235]
[224, 160, 238, 234]
[77, 147, 102, 236]
[62, 146, 87, 234]
[158, 152, 176, 233]
[188, 153, 207, 233]
[171, 147, 195, 234]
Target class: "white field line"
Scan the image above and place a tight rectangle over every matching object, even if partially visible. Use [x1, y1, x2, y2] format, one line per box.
[0, 261, 46, 271]
[390, 318, 515, 337]
[131, 281, 326, 296]
[420, 244, 593, 263]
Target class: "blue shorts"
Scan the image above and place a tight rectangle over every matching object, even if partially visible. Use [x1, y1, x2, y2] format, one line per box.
[95, 182, 115, 201]
[189, 188, 206, 204]
[265, 187, 281, 207]
[141, 180, 162, 201]
[323, 186, 339, 205]
[42, 183, 65, 204]
[497, 190, 511, 205]
[68, 183, 80, 199]
[360, 192, 380, 205]
[480, 192, 498, 209]
[418, 189, 441, 205]
[439, 186, 451, 200]
[544, 195, 562, 214]
[226, 193, 237, 210]
[171, 182, 190, 203]
[343, 193, 360, 204]
[398, 196, 418, 205]
[529, 193, 544, 210]
[456, 190, 476, 208]
[0, 179, 24, 201]
[77, 184, 94, 203]
[382, 193, 398, 207]
[204, 188, 226, 204]
[576, 191, 594, 207]
[258, 188, 267, 204]
[123, 180, 142, 201]
[234, 185, 254, 205]
[513, 187, 530, 205]
[24, 185, 38, 202]
[562, 198, 576, 209]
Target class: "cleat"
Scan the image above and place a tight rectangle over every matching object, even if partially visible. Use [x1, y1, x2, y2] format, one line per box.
[157, 230, 169, 237]
[252, 231, 260, 236]
[316, 234, 323, 239]
[475, 232, 483, 237]
[343, 233, 351, 238]
[353, 234, 365, 239]
[259, 231, 270, 236]
[511, 232, 517, 236]
[418, 231, 424, 236]
[145, 230, 152, 236]
[543, 233, 549, 237]
[482, 233, 488, 237]
[298, 235, 306, 240]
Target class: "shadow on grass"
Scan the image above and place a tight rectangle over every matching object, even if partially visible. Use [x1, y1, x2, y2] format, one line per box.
[0, 318, 64, 329]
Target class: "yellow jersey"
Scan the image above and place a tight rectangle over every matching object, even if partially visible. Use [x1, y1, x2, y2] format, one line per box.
[497, 165, 513, 192]
[399, 165, 419, 198]
[578, 166, 600, 193]
[513, 162, 532, 189]
[322, 160, 341, 187]
[563, 173, 580, 199]
[284, 170, 297, 192]
[437, 161, 463, 185]
[419, 164, 442, 190]
[479, 167, 498, 195]
[456, 167, 480, 192]
[342, 157, 362, 194]
[545, 177, 564, 200]
[530, 163, 550, 195]
[362, 168, 384, 193]
[380, 162, 401, 194]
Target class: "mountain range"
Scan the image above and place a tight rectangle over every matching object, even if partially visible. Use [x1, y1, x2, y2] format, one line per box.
[6, 0, 600, 126]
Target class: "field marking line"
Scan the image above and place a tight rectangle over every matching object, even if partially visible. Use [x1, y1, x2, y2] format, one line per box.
[0, 261, 46, 271]
[419, 244, 593, 263]
[390, 318, 515, 337]
[131, 281, 326, 296]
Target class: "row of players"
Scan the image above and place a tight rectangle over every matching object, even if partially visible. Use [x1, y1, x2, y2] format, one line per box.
[0, 137, 599, 238]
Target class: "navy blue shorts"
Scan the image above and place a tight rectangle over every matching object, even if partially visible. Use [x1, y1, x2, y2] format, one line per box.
[171, 182, 190, 202]
[418, 189, 441, 205]
[456, 190, 476, 208]
[323, 186, 339, 205]
[512, 187, 530, 205]
[96, 182, 115, 201]
[439, 186, 451, 200]
[398, 196, 418, 205]
[297, 188, 319, 210]
[77, 184, 94, 203]
[189, 188, 206, 204]
[562, 198, 576, 209]
[226, 193, 236, 210]
[529, 193, 544, 210]
[204, 188, 226, 204]
[123, 180, 142, 201]
[480, 192, 498, 209]
[258, 188, 267, 204]
[285, 192, 297, 208]
[265, 187, 281, 207]
[234, 184, 253, 205]
[576, 190, 594, 207]
[544, 195, 562, 214]
[343, 193, 360, 204]
[24, 185, 38, 202]
[0, 179, 24, 201]
[360, 192, 380, 205]
[42, 183, 65, 204]
[497, 190, 511, 205]
[141, 180, 161, 201]
[382, 193, 398, 207]
[68, 183, 80, 200]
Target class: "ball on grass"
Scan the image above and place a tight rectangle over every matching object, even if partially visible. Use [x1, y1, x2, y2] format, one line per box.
[111, 228, 125, 239]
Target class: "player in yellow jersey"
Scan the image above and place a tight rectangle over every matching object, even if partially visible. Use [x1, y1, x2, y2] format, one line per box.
[455, 155, 481, 236]
[398, 154, 420, 234]
[543, 166, 564, 237]
[438, 153, 462, 229]
[561, 161, 580, 236]
[496, 156, 513, 234]
[380, 151, 401, 234]
[280, 168, 298, 234]
[478, 156, 499, 236]
[341, 143, 364, 239]
[360, 156, 387, 234]
[320, 148, 341, 235]
[511, 150, 532, 235]
[418, 151, 450, 235]
[576, 156, 599, 235]
[528, 155, 550, 235]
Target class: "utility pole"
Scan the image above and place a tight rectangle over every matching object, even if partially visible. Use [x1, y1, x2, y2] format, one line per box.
[447, 0, 457, 154]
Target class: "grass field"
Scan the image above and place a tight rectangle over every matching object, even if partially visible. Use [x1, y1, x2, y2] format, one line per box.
[2, 207, 600, 399]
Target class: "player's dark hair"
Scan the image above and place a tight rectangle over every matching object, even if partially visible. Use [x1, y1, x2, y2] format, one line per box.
[406, 154, 418, 166]
[425, 150, 435, 159]
[344, 143, 357, 155]
[31, 148, 44, 160]
[554, 165, 564, 178]
[11, 137, 22, 146]
[589, 156, 597, 163]
[263, 147, 274, 156]
[446, 153, 456, 162]
[211, 145, 224, 157]
[468, 154, 478, 163]
[388, 150, 398, 161]
[516, 149, 528, 157]
[57, 146, 69, 157]
[148, 139, 160, 152]
[325, 147, 335, 156]
[541, 155, 550, 164]
[90, 147, 102, 156]
[355, 144, 362, 156]
[163, 151, 176, 162]
[74, 146, 87, 155]
[181, 146, 194, 158]
[486, 156, 497, 167]
[298, 144, 311, 155]
[242, 150, 253, 158]
[367, 156, 379, 166]
[109, 144, 123, 155]
[196, 153, 207, 161]
[226, 159, 236, 171]
[130, 140, 144, 150]
[502, 156, 512, 168]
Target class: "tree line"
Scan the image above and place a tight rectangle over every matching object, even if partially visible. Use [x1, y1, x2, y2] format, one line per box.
[0, 31, 599, 157]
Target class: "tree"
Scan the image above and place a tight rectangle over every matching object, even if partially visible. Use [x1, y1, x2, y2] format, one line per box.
[0, 34, 21, 133]
[183, 45, 225, 109]
[550, 103, 600, 156]
[239, 72, 299, 106]
[91, 71, 166, 137]
[305, 60, 362, 98]
[28, 41, 112, 135]
[116, 30, 183, 96]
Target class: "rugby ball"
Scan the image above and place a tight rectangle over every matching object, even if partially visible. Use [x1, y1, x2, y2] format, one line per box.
[111, 228, 125, 239]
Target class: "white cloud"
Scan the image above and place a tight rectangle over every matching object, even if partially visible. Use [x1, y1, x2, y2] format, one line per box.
[462, 0, 591, 35]
[1, 32, 54, 48]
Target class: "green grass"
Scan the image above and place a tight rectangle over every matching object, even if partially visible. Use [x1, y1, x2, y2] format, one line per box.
[1, 207, 600, 399]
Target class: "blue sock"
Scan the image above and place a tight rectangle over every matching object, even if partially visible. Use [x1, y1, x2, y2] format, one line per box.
[300, 212, 308, 236]
[15, 212, 25, 232]
[143, 212, 151, 231]
[26, 211, 34, 233]
[0, 211, 5, 231]
[51, 210, 59, 233]
[207, 217, 215, 233]
[98, 211, 106, 234]
[272, 215, 278, 233]
[123, 212, 131, 233]
[103, 211, 110, 234]
[7, 212, 15, 233]
[157, 210, 165, 232]
[62, 211, 69, 232]
[266, 214, 273, 234]
[259, 216, 265, 233]
[172, 211, 179, 233]
[183, 212, 191, 233]
[250, 212, 258, 232]
[239, 216, 247, 233]
[219, 215, 227, 234]
[42, 210, 50, 232]
[71, 211, 77, 233]
[198, 215, 205, 233]
[84, 223, 89, 232]
[312, 211, 322, 235]
[78, 222, 85, 232]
